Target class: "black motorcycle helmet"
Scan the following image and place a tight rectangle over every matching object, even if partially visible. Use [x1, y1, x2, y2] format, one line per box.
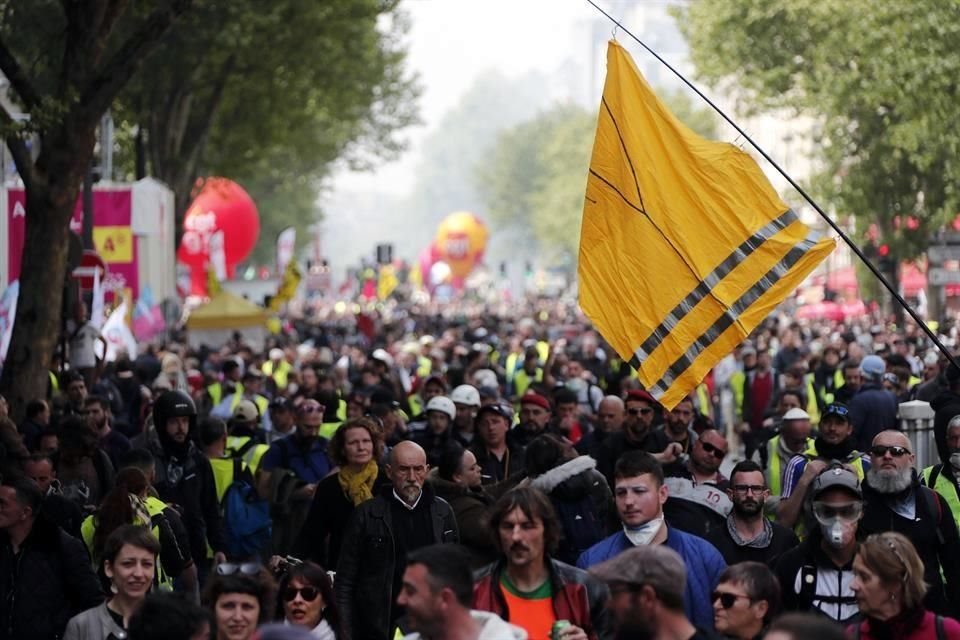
[153, 390, 198, 438]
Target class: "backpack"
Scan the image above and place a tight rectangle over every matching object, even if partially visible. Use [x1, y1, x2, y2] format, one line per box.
[222, 458, 272, 558]
[550, 491, 607, 565]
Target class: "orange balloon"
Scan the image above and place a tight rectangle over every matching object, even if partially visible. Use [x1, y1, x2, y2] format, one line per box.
[434, 212, 489, 279]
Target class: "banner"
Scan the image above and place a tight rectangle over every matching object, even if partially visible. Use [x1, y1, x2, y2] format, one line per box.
[276, 227, 296, 274]
[578, 41, 833, 409]
[7, 189, 138, 302]
[209, 230, 227, 281]
[0, 281, 18, 364]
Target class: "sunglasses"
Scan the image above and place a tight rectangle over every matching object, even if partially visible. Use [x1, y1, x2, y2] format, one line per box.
[824, 404, 849, 417]
[299, 404, 325, 415]
[216, 562, 262, 576]
[283, 586, 320, 602]
[627, 407, 654, 416]
[700, 441, 726, 460]
[712, 591, 750, 609]
[869, 445, 911, 458]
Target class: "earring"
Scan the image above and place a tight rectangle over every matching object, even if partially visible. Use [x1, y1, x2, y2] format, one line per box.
[889, 593, 896, 601]
[111, 583, 119, 595]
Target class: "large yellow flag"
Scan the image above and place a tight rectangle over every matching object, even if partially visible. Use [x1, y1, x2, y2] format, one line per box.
[579, 41, 834, 409]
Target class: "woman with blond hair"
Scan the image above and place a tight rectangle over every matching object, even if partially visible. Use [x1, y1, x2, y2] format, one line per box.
[849, 532, 960, 639]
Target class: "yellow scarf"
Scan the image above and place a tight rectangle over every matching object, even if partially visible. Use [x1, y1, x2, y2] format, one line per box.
[338, 460, 378, 506]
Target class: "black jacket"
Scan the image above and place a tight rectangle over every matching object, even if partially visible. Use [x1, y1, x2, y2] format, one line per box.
[335, 485, 459, 640]
[848, 383, 899, 451]
[595, 428, 670, 488]
[294, 467, 390, 569]
[860, 478, 960, 617]
[772, 531, 859, 624]
[931, 389, 960, 465]
[708, 517, 798, 567]
[147, 434, 225, 561]
[430, 475, 497, 567]
[0, 515, 103, 640]
[471, 441, 526, 485]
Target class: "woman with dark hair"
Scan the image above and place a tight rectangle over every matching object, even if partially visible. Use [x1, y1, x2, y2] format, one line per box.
[81, 467, 193, 592]
[65, 524, 161, 639]
[294, 418, 388, 567]
[203, 566, 276, 640]
[849, 532, 960, 639]
[274, 561, 338, 638]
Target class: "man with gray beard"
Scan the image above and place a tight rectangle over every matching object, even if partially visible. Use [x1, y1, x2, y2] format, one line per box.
[859, 430, 960, 617]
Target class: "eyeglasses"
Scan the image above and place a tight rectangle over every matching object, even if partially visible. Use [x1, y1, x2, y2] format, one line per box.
[216, 562, 262, 576]
[812, 501, 862, 523]
[732, 484, 766, 495]
[627, 407, 653, 416]
[712, 591, 751, 609]
[700, 441, 726, 460]
[869, 445, 911, 458]
[282, 586, 320, 602]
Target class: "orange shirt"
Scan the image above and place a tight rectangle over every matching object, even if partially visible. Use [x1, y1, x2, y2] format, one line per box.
[499, 574, 556, 640]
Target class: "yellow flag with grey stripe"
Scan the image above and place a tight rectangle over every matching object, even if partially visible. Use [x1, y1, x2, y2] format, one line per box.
[578, 41, 834, 409]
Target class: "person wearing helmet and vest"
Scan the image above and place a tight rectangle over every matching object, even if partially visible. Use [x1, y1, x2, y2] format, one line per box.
[262, 348, 292, 391]
[411, 395, 457, 467]
[147, 390, 226, 580]
[778, 403, 869, 531]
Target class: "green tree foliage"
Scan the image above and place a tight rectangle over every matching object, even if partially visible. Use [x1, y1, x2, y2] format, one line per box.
[477, 91, 718, 265]
[676, 0, 960, 261]
[115, 0, 419, 263]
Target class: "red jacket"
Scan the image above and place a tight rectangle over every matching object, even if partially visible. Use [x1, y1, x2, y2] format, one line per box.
[473, 558, 611, 640]
[848, 610, 960, 639]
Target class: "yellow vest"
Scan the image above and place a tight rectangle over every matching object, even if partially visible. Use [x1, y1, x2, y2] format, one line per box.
[730, 371, 746, 419]
[766, 435, 815, 497]
[923, 465, 960, 531]
[409, 395, 424, 418]
[208, 381, 245, 407]
[226, 435, 269, 474]
[505, 353, 521, 384]
[262, 360, 293, 389]
[802, 375, 820, 425]
[695, 383, 712, 420]
[229, 393, 269, 416]
[320, 421, 342, 440]
[416, 356, 432, 379]
[513, 368, 543, 398]
[81, 496, 174, 589]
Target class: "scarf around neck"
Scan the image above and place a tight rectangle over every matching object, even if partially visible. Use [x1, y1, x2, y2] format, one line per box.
[726, 514, 774, 549]
[338, 460, 378, 506]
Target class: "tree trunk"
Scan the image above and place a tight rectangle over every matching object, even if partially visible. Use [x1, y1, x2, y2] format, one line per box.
[0, 125, 95, 422]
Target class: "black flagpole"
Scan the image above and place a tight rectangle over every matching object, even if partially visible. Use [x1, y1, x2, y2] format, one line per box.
[585, 0, 960, 370]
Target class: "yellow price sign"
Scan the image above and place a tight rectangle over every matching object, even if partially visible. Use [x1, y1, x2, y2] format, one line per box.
[93, 226, 133, 263]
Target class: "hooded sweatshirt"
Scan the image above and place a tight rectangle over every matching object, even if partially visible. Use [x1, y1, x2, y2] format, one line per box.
[402, 610, 528, 640]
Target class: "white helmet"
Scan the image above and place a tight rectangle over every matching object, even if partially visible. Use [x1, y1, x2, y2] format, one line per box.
[425, 396, 456, 420]
[450, 384, 481, 407]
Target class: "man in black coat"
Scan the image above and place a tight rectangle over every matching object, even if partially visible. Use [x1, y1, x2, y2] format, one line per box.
[335, 441, 459, 640]
[0, 475, 103, 640]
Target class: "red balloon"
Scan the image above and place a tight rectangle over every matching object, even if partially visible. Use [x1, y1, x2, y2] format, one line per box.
[177, 178, 260, 293]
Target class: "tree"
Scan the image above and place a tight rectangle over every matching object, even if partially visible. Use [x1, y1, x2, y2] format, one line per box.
[676, 0, 960, 266]
[476, 92, 718, 265]
[0, 0, 193, 419]
[113, 0, 419, 263]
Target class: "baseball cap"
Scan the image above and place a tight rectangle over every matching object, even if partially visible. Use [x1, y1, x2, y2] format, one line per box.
[589, 545, 686, 601]
[233, 400, 259, 423]
[520, 392, 551, 412]
[450, 384, 481, 407]
[822, 403, 849, 421]
[811, 465, 861, 500]
[782, 407, 810, 421]
[860, 354, 886, 380]
[371, 348, 394, 368]
[269, 396, 292, 411]
[740, 345, 757, 357]
[476, 402, 513, 423]
[425, 396, 456, 421]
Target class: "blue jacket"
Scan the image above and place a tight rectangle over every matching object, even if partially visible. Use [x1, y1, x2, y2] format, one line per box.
[576, 527, 726, 630]
[848, 383, 899, 451]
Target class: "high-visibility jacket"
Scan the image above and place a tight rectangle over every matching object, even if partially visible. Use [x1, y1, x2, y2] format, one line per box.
[802, 374, 820, 425]
[319, 421, 342, 440]
[208, 381, 244, 407]
[416, 356, 432, 379]
[262, 360, 292, 389]
[505, 353, 521, 385]
[513, 368, 543, 398]
[922, 464, 960, 530]
[81, 496, 176, 590]
[766, 435, 816, 497]
[694, 383, 712, 420]
[815, 369, 845, 408]
[226, 435, 269, 474]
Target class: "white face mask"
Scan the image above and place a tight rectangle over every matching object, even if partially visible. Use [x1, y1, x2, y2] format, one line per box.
[623, 515, 664, 546]
[820, 518, 855, 548]
[950, 452, 960, 471]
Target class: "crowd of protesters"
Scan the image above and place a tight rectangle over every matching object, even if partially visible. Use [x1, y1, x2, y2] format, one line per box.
[2, 300, 960, 640]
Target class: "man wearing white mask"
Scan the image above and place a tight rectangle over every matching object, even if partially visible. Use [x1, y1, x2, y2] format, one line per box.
[576, 451, 726, 630]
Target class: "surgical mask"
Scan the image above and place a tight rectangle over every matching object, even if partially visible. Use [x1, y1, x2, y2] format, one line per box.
[820, 519, 848, 548]
[623, 515, 664, 546]
[950, 452, 960, 471]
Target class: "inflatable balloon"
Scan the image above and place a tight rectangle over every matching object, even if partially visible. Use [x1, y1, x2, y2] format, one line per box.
[434, 212, 488, 280]
[177, 178, 260, 295]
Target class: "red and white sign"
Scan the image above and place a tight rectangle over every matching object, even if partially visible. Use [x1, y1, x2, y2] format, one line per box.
[72, 250, 108, 290]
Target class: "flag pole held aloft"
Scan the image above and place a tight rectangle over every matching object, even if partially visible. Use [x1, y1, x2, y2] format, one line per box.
[578, 40, 834, 409]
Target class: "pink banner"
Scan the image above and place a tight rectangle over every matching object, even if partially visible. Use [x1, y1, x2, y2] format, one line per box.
[7, 188, 138, 302]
